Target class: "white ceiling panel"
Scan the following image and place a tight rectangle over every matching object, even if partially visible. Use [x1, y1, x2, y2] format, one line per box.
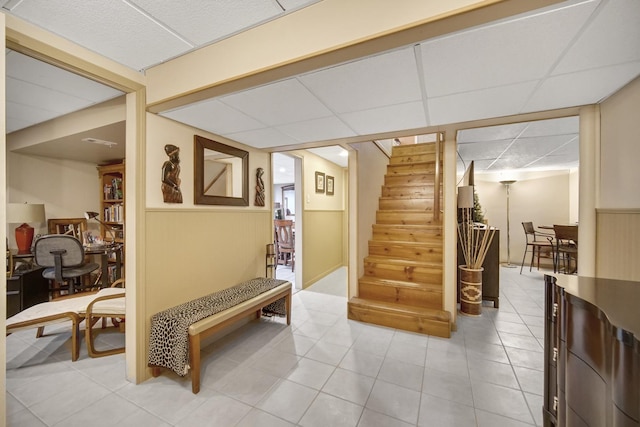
[524, 62, 640, 111]
[224, 127, 300, 149]
[457, 140, 514, 160]
[549, 138, 579, 157]
[276, 116, 356, 143]
[278, 0, 319, 9]
[129, 0, 283, 45]
[340, 101, 427, 135]
[161, 99, 265, 135]
[7, 0, 192, 71]
[554, 0, 640, 74]
[419, 0, 597, 98]
[526, 154, 578, 169]
[508, 135, 575, 157]
[307, 146, 348, 167]
[6, 51, 122, 102]
[520, 116, 579, 137]
[220, 78, 332, 126]
[428, 81, 538, 125]
[458, 123, 529, 143]
[6, 77, 89, 114]
[4, 0, 640, 172]
[299, 48, 422, 113]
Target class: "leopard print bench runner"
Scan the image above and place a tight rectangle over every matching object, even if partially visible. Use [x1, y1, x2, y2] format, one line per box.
[148, 277, 289, 376]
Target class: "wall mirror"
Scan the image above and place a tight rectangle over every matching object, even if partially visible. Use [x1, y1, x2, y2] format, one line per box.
[194, 135, 249, 206]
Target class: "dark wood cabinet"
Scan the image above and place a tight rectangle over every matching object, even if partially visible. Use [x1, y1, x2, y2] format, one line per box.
[6, 267, 49, 318]
[544, 274, 640, 427]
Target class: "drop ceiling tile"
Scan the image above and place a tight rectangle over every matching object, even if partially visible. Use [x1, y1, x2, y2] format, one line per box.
[130, 0, 282, 45]
[549, 138, 579, 157]
[520, 117, 579, 138]
[419, 0, 598, 97]
[9, 0, 192, 70]
[486, 157, 528, 171]
[5, 101, 59, 133]
[428, 81, 538, 125]
[278, 0, 321, 10]
[6, 51, 122, 102]
[300, 47, 422, 113]
[220, 78, 332, 126]
[340, 101, 427, 135]
[526, 154, 579, 170]
[457, 140, 513, 160]
[161, 99, 265, 135]
[463, 159, 496, 172]
[554, 0, 640, 74]
[224, 127, 300, 149]
[509, 135, 574, 158]
[7, 77, 93, 115]
[524, 61, 640, 112]
[276, 116, 356, 143]
[457, 123, 528, 143]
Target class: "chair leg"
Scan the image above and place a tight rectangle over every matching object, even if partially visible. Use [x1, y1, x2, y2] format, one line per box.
[529, 246, 536, 272]
[520, 245, 528, 274]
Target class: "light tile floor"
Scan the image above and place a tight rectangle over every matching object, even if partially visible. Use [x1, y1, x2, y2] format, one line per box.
[6, 266, 550, 426]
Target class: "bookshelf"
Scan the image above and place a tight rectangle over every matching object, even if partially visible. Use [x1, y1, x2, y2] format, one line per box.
[97, 161, 125, 244]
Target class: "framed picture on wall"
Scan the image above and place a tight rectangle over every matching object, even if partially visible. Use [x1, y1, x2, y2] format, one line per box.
[315, 171, 325, 193]
[326, 175, 334, 195]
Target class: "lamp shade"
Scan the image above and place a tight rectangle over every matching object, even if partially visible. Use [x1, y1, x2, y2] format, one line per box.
[457, 186, 474, 209]
[7, 203, 46, 224]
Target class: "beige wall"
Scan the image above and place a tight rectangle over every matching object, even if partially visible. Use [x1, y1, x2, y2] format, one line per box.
[146, 113, 270, 209]
[6, 152, 102, 248]
[596, 76, 640, 281]
[600, 76, 640, 209]
[299, 150, 346, 287]
[474, 171, 572, 266]
[351, 141, 389, 279]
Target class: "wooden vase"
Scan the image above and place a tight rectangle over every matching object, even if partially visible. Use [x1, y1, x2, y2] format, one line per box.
[459, 265, 483, 316]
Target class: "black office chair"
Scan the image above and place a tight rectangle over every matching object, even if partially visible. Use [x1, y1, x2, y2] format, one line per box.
[33, 234, 100, 295]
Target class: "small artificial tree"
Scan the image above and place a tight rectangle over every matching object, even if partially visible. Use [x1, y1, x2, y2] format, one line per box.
[472, 187, 485, 223]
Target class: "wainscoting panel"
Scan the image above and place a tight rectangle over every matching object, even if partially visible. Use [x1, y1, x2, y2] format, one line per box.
[596, 209, 640, 281]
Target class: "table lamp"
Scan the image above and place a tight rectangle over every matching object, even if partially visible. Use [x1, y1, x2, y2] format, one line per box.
[7, 203, 46, 254]
[84, 211, 116, 242]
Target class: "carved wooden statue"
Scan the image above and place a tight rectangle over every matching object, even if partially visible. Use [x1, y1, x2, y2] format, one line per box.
[161, 144, 183, 203]
[255, 167, 265, 206]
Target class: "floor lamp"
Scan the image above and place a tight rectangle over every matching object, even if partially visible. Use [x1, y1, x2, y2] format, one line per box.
[500, 180, 517, 267]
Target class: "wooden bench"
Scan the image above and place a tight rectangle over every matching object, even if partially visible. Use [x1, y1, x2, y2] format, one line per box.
[150, 280, 291, 393]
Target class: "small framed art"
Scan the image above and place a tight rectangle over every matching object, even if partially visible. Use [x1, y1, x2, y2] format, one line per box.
[315, 171, 325, 193]
[326, 175, 334, 195]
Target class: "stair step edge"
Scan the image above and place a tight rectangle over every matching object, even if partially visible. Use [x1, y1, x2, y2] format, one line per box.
[349, 297, 450, 321]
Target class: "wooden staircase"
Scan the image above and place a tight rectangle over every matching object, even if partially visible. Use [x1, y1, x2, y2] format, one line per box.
[348, 142, 451, 338]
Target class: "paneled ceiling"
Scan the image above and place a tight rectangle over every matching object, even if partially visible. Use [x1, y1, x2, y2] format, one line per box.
[4, 0, 640, 174]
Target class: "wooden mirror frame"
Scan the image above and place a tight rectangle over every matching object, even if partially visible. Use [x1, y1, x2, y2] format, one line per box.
[194, 135, 249, 206]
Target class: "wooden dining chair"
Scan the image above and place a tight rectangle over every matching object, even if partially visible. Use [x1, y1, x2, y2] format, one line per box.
[553, 225, 578, 274]
[520, 222, 555, 274]
[274, 219, 295, 272]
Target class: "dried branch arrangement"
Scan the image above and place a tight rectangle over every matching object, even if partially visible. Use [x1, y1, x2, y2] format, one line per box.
[458, 207, 496, 269]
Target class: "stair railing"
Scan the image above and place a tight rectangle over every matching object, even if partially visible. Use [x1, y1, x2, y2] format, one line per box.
[433, 132, 443, 222]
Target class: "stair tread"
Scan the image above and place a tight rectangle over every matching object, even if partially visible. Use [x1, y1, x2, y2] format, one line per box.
[373, 223, 442, 229]
[369, 240, 441, 245]
[359, 277, 442, 291]
[349, 297, 450, 322]
[364, 255, 442, 267]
